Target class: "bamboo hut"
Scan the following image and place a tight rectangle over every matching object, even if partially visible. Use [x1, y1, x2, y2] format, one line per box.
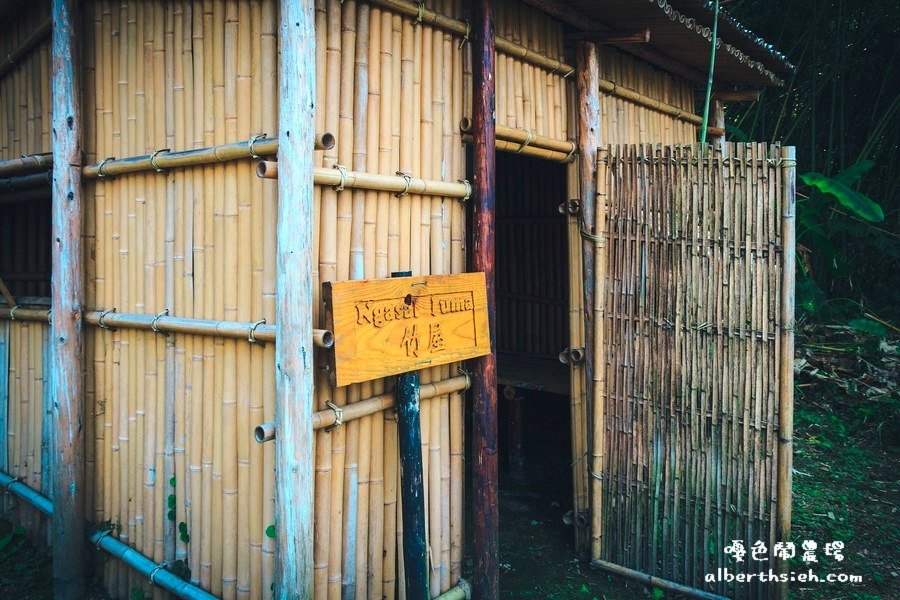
[0, 1, 795, 599]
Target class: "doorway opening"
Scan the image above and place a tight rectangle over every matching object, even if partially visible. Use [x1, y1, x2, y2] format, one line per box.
[493, 151, 576, 585]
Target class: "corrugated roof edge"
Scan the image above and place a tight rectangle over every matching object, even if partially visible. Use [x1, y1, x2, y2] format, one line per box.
[655, 0, 796, 86]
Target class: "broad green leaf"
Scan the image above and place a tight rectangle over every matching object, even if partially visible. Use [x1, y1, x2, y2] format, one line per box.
[846, 318, 888, 338]
[798, 172, 884, 222]
[833, 160, 874, 186]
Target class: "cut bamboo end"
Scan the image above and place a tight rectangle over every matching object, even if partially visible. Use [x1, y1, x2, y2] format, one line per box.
[315, 132, 336, 151]
[256, 161, 277, 179]
[254, 423, 276, 444]
[313, 328, 334, 349]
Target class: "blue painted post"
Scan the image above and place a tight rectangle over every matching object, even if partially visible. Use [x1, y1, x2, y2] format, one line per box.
[0, 320, 8, 476]
[275, 1, 316, 598]
[50, 0, 86, 597]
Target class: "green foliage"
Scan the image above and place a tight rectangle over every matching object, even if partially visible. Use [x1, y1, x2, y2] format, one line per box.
[0, 525, 25, 561]
[179, 521, 191, 544]
[798, 171, 884, 222]
[265, 525, 276, 539]
[846, 318, 888, 338]
[130, 586, 146, 600]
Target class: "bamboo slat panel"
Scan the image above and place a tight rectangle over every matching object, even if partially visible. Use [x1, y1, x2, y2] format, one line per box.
[0, 3, 51, 161]
[496, 153, 568, 361]
[594, 143, 787, 600]
[598, 49, 697, 146]
[2, 320, 49, 542]
[494, 0, 570, 141]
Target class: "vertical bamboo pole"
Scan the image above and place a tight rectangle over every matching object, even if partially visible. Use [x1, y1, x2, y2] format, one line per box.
[575, 40, 603, 562]
[275, 2, 315, 598]
[776, 146, 795, 600]
[471, 0, 498, 597]
[710, 100, 725, 149]
[50, 0, 85, 597]
[0, 320, 7, 476]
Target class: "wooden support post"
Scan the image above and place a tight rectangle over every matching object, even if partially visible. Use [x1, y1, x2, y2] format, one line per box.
[275, 2, 316, 598]
[776, 146, 796, 600]
[471, 0, 499, 597]
[575, 40, 601, 561]
[50, 1, 85, 597]
[396, 370, 428, 598]
[710, 99, 726, 148]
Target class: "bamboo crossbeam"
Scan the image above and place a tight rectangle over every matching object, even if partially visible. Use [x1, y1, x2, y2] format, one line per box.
[459, 118, 575, 156]
[82, 310, 334, 347]
[80, 133, 332, 179]
[258, 162, 472, 199]
[0, 307, 51, 322]
[591, 559, 730, 600]
[0, 152, 52, 178]
[597, 77, 710, 130]
[461, 135, 573, 163]
[0, 189, 49, 204]
[367, 0, 575, 75]
[0, 171, 51, 193]
[0, 17, 51, 79]
[566, 28, 651, 45]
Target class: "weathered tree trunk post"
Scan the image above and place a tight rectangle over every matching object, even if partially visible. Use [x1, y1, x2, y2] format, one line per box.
[710, 99, 726, 148]
[575, 40, 601, 562]
[776, 145, 796, 600]
[276, 2, 316, 598]
[471, 0, 499, 597]
[50, 1, 85, 597]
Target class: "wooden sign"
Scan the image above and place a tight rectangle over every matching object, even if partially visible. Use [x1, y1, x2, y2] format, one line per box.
[323, 273, 491, 387]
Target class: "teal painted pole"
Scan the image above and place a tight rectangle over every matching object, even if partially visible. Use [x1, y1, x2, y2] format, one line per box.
[50, 1, 86, 597]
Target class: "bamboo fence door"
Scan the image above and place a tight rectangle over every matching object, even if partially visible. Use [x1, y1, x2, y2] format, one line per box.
[589, 143, 796, 599]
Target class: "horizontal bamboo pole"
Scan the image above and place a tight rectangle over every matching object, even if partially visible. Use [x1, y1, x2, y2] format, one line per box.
[367, 0, 575, 75]
[0, 152, 52, 178]
[0, 471, 216, 600]
[459, 118, 575, 155]
[597, 78, 705, 127]
[0, 17, 51, 79]
[434, 580, 471, 600]
[591, 559, 729, 600]
[80, 133, 333, 179]
[0, 171, 51, 193]
[461, 135, 573, 163]
[259, 162, 472, 199]
[0, 307, 51, 321]
[82, 310, 333, 347]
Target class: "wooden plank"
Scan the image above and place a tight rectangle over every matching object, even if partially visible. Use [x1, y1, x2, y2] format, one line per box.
[275, 1, 316, 598]
[50, 0, 85, 597]
[323, 273, 491, 387]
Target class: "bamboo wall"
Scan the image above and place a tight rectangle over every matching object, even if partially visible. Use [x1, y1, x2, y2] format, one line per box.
[595, 143, 788, 599]
[598, 48, 697, 145]
[494, 0, 569, 141]
[1, 319, 50, 539]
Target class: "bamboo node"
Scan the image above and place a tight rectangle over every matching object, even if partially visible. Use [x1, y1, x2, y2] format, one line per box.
[248, 133, 267, 159]
[333, 164, 349, 191]
[325, 401, 343, 432]
[248, 319, 266, 345]
[149, 148, 171, 173]
[458, 21, 470, 51]
[97, 156, 116, 179]
[515, 130, 533, 154]
[97, 308, 117, 330]
[150, 309, 169, 333]
[149, 561, 169, 584]
[395, 171, 412, 197]
[458, 179, 471, 201]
